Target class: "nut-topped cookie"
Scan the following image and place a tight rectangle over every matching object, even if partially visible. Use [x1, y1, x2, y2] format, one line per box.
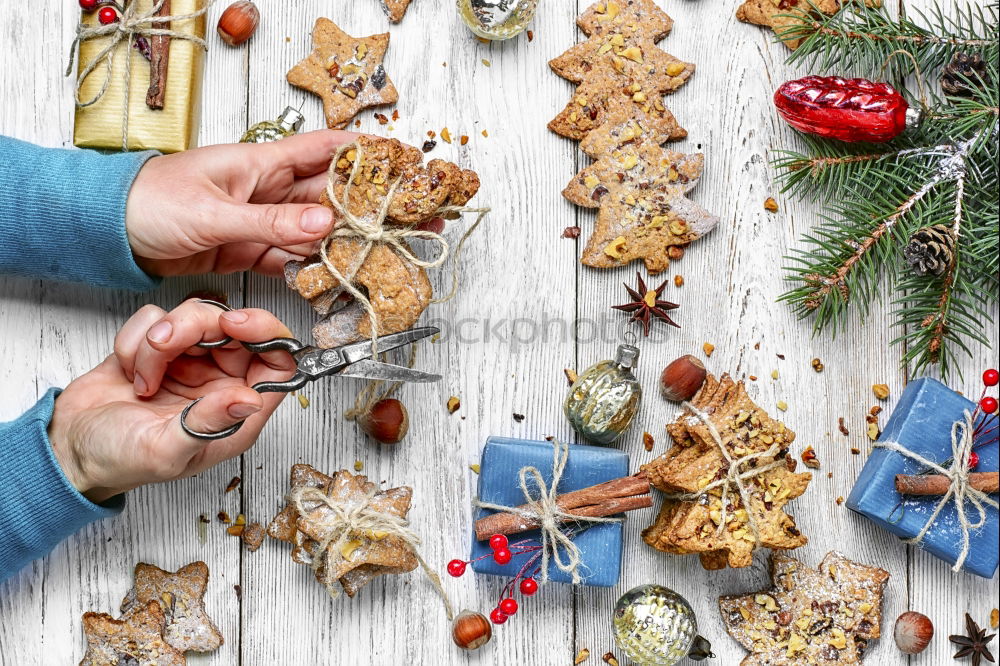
[80, 601, 185, 666]
[720, 551, 890, 664]
[562, 144, 719, 273]
[287, 18, 398, 129]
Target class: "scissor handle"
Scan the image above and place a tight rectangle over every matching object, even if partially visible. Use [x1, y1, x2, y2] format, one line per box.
[179, 398, 245, 440]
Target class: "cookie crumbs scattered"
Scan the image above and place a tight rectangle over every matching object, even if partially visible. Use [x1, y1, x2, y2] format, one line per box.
[421, 139, 437, 153]
[771, 369, 779, 380]
[481, 58, 491, 66]
[481, 129, 489, 137]
[224, 476, 241, 493]
[374, 112, 389, 125]
[851, 447, 860, 455]
[764, 197, 778, 212]
[564, 368, 579, 385]
[811, 357, 824, 372]
[526, 29, 534, 42]
[872, 383, 890, 400]
[354, 119, 361, 128]
[447, 396, 461, 413]
[427, 130, 436, 138]
[460, 134, 469, 145]
[702, 342, 715, 357]
[754, 341, 761, 350]
[776, 400, 788, 411]
[392, 109, 399, 121]
[354, 460, 364, 472]
[470, 464, 480, 474]
[748, 375, 758, 381]
[991, 608, 998, 628]
[295, 392, 309, 408]
[801, 446, 820, 469]
[242, 522, 265, 552]
[674, 275, 684, 287]
[643, 431, 654, 452]
[441, 127, 452, 144]
[562, 226, 582, 238]
[867, 422, 880, 440]
[602, 653, 619, 666]
[837, 417, 849, 436]
[574, 648, 590, 664]
[869, 405, 882, 416]
[217, 511, 231, 524]
[835, 496, 844, 505]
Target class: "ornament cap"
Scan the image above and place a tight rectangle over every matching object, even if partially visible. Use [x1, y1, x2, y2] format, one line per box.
[688, 635, 715, 661]
[904, 106, 923, 131]
[614, 344, 640, 370]
[277, 106, 306, 133]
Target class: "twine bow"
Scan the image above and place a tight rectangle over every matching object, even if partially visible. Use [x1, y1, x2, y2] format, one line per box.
[65, 0, 213, 150]
[875, 410, 998, 572]
[474, 439, 623, 585]
[319, 142, 489, 354]
[290, 485, 454, 619]
[664, 403, 789, 544]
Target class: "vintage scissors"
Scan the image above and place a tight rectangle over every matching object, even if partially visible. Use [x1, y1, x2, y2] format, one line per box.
[179, 300, 441, 440]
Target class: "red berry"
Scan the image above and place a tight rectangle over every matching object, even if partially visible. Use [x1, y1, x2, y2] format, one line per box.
[519, 577, 538, 596]
[446, 559, 466, 577]
[968, 451, 980, 470]
[981, 396, 998, 414]
[499, 598, 519, 615]
[489, 608, 508, 625]
[79, 0, 99, 11]
[97, 6, 118, 24]
[492, 548, 512, 565]
[488, 534, 508, 551]
[984, 369, 1000, 387]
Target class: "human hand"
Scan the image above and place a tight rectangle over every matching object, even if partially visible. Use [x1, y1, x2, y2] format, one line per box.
[48, 300, 297, 503]
[125, 129, 357, 278]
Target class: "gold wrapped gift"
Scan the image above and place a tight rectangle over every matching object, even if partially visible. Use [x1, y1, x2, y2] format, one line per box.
[72, 0, 206, 153]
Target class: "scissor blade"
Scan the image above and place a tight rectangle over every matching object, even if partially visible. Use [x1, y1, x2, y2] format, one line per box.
[340, 326, 440, 364]
[336, 359, 441, 383]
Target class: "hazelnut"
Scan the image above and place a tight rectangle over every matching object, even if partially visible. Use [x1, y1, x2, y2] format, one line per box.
[452, 610, 492, 650]
[660, 355, 707, 402]
[894, 611, 933, 654]
[217, 1, 259, 46]
[414, 217, 446, 234]
[357, 398, 409, 444]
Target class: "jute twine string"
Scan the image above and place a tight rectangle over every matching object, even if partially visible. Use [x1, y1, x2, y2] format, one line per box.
[474, 439, 623, 585]
[663, 403, 788, 543]
[319, 141, 489, 356]
[290, 485, 454, 619]
[65, 0, 214, 151]
[875, 410, 997, 572]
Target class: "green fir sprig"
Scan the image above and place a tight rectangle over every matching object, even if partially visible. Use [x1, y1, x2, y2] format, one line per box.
[773, 1, 998, 378]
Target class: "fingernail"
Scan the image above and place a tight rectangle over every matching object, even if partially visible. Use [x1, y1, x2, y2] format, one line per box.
[228, 403, 261, 419]
[221, 310, 249, 324]
[147, 320, 173, 344]
[300, 207, 333, 234]
[134, 373, 148, 395]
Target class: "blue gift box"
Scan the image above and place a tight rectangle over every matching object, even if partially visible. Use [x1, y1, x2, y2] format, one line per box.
[470, 436, 629, 587]
[846, 377, 998, 578]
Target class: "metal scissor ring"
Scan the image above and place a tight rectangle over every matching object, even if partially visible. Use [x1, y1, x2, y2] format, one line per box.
[192, 299, 235, 349]
[180, 398, 246, 440]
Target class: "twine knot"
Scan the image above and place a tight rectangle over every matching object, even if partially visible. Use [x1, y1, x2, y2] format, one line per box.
[876, 410, 998, 572]
[664, 402, 789, 544]
[65, 0, 214, 150]
[290, 485, 454, 619]
[474, 439, 623, 585]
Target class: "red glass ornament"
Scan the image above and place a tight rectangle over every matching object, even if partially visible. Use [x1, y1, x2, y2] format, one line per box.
[79, 0, 99, 11]
[499, 598, 519, 615]
[981, 396, 998, 414]
[97, 6, 119, 24]
[489, 608, 508, 625]
[488, 534, 508, 551]
[984, 368, 999, 387]
[492, 548, 512, 565]
[968, 451, 980, 470]
[519, 578, 538, 596]
[446, 559, 467, 577]
[774, 76, 915, 143]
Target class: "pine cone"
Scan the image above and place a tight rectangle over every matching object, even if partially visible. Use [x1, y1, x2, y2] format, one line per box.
[940, 52, 989, 97]
[903, 224, 954, 276]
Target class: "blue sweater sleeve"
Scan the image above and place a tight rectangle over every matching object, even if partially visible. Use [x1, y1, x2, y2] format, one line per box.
[0, 389, 125, 583]
[0, 136, 159, 290]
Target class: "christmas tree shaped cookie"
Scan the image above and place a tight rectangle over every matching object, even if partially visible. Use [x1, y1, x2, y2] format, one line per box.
[563, 143, 719, 273]
[641, 373, 812, 569]
[81, 601, 186, 666]
[720, 551, 889, 663]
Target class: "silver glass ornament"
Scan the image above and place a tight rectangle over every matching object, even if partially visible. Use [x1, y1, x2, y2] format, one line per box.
[240, 106, 306, 144]
[564, 343, 641, 446]
[613, 585, 713, 666]
[456, 0, 538, 40]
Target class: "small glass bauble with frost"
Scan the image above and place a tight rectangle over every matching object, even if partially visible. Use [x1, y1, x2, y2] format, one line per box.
[612, 585, 713, 666]
[240, 106, 305, 143]
[564, 343, 641, 446]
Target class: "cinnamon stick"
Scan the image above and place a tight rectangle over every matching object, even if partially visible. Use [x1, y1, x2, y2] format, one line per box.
[145, 0, 171, 109]
[895, 472, 998, 496]
[474, 474, 651, 540]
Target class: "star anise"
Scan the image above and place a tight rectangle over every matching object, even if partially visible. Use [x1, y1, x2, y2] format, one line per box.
[612, 271, 679, 336]
[950, 613, 996, 666]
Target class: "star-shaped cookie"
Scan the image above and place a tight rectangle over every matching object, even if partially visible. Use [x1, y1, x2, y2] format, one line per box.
[81, 601, 185, 666]
[563, 143, 719, 273]
[268, 464, 418, 597]
[641, 374, 812, 569]
[720, 551, 889, 664]
[287, 18, 398, 129]
[380, 0, 413, 22]
[119, 561, 223, 653]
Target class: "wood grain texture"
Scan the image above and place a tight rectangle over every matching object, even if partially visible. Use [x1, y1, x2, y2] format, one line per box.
[0, 0, 996, 664]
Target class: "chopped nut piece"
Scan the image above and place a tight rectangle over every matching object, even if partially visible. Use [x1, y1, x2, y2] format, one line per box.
[470, 464, 480, 474]
[749, 375, 758, 381]
[643, 431, 654, 452]
[811, 357, 824, 372]
[421, 139, 437, 153]
[801, 446, 820, 469]
[217, 511, 231, 524]
[562, 226, 582, 239]
[869, 405, 882, 416]
[224, 476, 241, 493]
[776, 400, 788, 411]
[481, 58, 491, 66]
[866, 422, 880, 440]
[665, 62, 685, 76]
[850, 447, 860, 455]
[460, 135, 469, 145]
[447, 396, 461, 413]
[991, 607, 998, 628]
[297, 393, 310, 409]
[764, 197, 779, 212]
[872, 383, 890, 400]
[674, 275, 684, 287]
[374, 112, 389, 125]
[602, 653, 619, 666]
[835, 496, 844, 505]
[354, 460, 364, 472]
[526, 30, 534, 41]
[702, 342, 715, 357]
[392, 109, 399, 121]
[226, 524, 245, 537]
[441, 128, 452, 144]
[235, 513, 246, 525]
[574, 648, 591, 664]
[481, 129, 488, 137]
[512, 413, 525, 422]
[771, 369, 779, 380]
[838, 417, 849, 436]
[564, 368, 579, 385]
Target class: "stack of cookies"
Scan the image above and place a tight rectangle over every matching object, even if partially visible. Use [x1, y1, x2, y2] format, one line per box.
[550, 0, 720, 274]
[641, 373, 813, 569]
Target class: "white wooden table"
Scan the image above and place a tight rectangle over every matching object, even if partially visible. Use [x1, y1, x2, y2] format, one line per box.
[1, 0, 997, 664]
